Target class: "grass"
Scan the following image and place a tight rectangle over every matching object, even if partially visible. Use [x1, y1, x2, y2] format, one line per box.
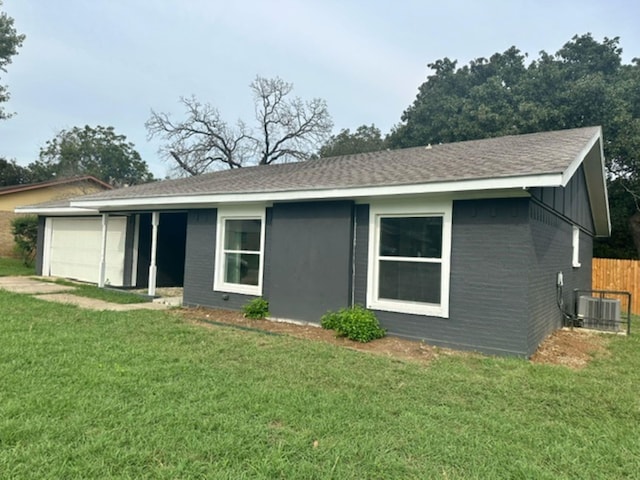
[0, 257, 35, 276]
[1, 290, 639, 478]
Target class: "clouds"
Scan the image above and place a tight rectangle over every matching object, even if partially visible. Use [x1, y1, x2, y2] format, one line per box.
[1, 0, 639, 177]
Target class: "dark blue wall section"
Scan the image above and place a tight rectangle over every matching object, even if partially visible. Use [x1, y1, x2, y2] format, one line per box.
[355, 198, 531, 357]
[180, 188, 594, 356]
[122, 215, 137, 287]
[35, 216, 45, 275]
[526, 202, 592, 356]
[267, 201, 354, 322]
[182, 209, 255, 310]
[530, 165, 595, 234]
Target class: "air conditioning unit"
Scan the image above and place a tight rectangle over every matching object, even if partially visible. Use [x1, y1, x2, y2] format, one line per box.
[577, 296, 621, 331]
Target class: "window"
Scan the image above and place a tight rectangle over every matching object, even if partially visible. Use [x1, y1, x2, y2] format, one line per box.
[367, 200, 452, 317]
[214, 207, 265, 295]
[572, 225, 581, 268]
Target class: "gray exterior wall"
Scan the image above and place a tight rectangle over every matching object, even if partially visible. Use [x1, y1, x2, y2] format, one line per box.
[182, 209, 255, 310]
[354, 198, 531, 357]
[526, 201, 593, 356]
[179, 167, 596, 357]
[122, 215, 137, 287]
[530, 165, 595, 234]
[35, 216, 46, 275]
[267, 201, 354, 322]
[355, 195, 594, 357]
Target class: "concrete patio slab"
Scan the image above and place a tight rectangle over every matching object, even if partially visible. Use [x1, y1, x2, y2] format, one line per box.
[0, 276, 75, 294]
[33, 293, 171, 311]
[0, 276, 176, 311]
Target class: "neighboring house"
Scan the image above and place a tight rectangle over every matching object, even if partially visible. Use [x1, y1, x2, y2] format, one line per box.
[0, 176, 111, 257]
[18, 127, 610, 357]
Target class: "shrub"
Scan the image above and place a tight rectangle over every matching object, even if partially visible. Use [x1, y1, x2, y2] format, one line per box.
[242, 297, 269, 319]
[320, 305, 386, 343]
[11, 215, 38, 266]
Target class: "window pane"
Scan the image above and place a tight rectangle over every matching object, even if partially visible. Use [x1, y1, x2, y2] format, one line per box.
[224, 253, 260, 285]
[380, 217, 442, 258]
[379, 260, 441, 304]
[224, 219, 261, 251]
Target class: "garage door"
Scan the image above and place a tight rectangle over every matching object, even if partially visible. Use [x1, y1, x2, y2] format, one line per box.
[44, 217, 127, 286]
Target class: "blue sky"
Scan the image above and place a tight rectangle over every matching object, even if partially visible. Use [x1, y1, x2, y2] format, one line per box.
[2, 0, 639, 177]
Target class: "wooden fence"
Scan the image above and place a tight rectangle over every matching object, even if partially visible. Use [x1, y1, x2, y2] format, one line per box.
[592, 258, 640, 314]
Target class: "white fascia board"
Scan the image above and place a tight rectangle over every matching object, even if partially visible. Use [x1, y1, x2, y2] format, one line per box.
[14, 206, 100, 215]
[560, 127, 603, 186]
[70, 173, 563, 211]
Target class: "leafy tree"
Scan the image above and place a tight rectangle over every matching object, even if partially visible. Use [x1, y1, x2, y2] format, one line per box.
[0, 1, 24, 120]
[0, 157, 30, 186]
[34, 125, 154, 187]
[388, 34, 640, 258]
[318, 124, 386, 158]
[146, 76, 333, 175]
[11, 215, 37, 266]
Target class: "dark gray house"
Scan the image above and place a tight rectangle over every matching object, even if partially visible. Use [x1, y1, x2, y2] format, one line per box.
[21, 126, 610, 357]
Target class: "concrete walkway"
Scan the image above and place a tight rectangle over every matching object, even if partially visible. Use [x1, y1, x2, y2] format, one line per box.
[0, 276, 179, 311]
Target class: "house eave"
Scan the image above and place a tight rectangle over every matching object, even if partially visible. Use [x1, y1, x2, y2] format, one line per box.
[70, 173, 563, 211]
[14, 206, 99, 216]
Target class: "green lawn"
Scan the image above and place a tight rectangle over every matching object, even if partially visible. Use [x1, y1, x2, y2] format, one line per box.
[0, 257, 35, 276]
[1, 290, 639, 479]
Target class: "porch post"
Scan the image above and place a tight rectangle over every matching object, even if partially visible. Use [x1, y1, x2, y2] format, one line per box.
[98, 213, 109, 287]
[148, 211, 159, 296]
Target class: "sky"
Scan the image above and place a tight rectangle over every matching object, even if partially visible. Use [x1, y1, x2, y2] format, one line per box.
[2, 0, 640, 178]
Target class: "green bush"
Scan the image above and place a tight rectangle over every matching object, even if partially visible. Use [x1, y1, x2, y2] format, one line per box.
[11, 215, 38, 266]
[320, 305, 386, 343]
[242, 297, 269, 319]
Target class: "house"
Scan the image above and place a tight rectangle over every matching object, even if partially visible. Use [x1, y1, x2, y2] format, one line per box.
[0, 176, 112, 257]
[18, 127, 610, 357]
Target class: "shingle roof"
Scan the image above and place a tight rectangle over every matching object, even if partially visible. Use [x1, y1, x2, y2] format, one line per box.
[0, 175, 112, 196]
[74, 126, 601, 202]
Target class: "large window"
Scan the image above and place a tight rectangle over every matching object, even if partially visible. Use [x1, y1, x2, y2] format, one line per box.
[214, 207, 265, 295]
[367, 200, 452, 317]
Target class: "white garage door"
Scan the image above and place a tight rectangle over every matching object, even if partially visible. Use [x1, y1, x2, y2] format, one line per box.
[44, 217, 127, 286]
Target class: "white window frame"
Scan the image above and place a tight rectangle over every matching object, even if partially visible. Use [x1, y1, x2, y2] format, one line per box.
[367, 199, 452, 318]
[214, 206, 266, 296]
[572, 225, 581, 268]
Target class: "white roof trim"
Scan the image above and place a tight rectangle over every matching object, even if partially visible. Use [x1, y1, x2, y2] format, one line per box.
[70, 173, 564, 211]
[14, 206, 99, 215]
[560, 127, 602, 186]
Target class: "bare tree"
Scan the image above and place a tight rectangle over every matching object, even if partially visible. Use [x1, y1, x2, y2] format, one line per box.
[146, 76, 333, 176]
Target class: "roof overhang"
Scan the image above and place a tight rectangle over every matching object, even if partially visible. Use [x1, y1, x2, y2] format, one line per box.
[20, 127, 611, 237]
[560, 127, 610, 236]
[68, 173, 564, 212]
[14, 206, 99, 216]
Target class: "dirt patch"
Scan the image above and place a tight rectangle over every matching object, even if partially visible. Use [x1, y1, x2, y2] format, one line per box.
[530, 328, 610, 369]
[178, 307, 444, 365]
[177, 307, 609, 368]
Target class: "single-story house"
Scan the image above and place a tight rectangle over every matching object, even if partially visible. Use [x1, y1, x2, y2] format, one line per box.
[18, 126, 610, 357]
[0, 175, 112, 258]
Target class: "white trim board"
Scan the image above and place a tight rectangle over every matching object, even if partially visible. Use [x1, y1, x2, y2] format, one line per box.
[70, 173, 566, 211]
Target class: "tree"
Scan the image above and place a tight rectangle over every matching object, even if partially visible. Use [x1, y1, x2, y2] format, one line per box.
[0, 157, 30, 186]
[11, 215, 37, 266]
[388, 34, 640, 258]
[0, 1, 25, 120]
[146, 76, 333, 176]
[34, 125, 154, 187]
[318, 124, 386, 158]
